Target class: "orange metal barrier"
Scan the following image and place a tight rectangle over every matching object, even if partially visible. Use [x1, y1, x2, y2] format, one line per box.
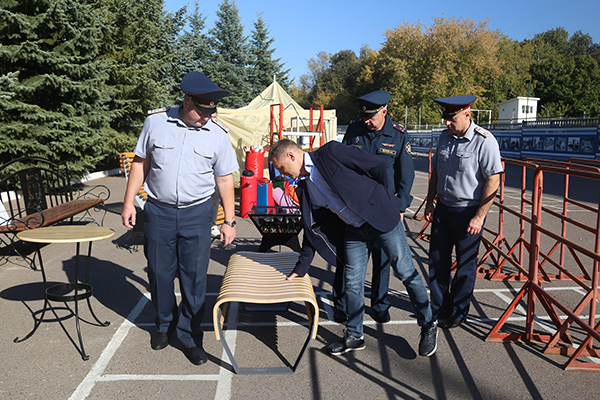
[269, 104, 284, 146]
[412, 149, 435, 241]
[477, 158, 538, 280]
[309, 105, 324, 150]
[486, 164, 600, 371]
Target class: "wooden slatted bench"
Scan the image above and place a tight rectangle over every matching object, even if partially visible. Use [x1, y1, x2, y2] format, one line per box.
[0, 157, 110, 267]
[213, 251, 319, 374]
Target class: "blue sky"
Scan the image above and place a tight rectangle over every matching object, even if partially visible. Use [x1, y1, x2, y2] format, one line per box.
[164, 0, 600, 84]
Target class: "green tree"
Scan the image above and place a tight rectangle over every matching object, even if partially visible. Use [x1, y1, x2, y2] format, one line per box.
[529, 28, 600, 117]
[84, 0, 187, 164]
[176, 2, 209, 73]
[203, 0, 250, 108]
[309, 50, 361, 123]
[376, 17, 503, 126]
[490, 37, 534, 108]
[248, 12, 291, 98]
[93, 0, 184, 129]
[355, 45, 379, 96]
[299, 51, 331, 92]
[0, 0, 113, 175]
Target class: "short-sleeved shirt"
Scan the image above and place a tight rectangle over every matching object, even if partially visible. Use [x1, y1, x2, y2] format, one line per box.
[134, 107, 238, 208]
[432, 121, 503, 207]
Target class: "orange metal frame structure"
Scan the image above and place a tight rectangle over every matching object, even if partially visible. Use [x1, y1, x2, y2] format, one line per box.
[486, 164, 600, 371]
[269, 104, 324, 151]
[413, 152, 600, 370]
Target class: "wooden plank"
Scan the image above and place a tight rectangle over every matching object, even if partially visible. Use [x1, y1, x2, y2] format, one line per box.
[0, 198, 103, 232]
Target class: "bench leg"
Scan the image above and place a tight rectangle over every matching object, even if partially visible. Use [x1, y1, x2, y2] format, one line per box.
[215, 302, 317, 375]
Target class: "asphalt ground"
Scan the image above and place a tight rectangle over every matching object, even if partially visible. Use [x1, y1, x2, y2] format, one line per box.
[1, 155, 600, 400]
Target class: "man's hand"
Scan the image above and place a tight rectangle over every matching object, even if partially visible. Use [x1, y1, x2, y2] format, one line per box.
[121, 203, 137, 229]
[219, 224, 235, 247]
[424, 202, 434, 222]
[286, 272, 299, 281]
[467, 215, 485, 235]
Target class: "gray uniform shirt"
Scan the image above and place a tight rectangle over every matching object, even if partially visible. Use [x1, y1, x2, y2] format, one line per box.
[134, 107, 238, 208]
[432, 121, 503, 207]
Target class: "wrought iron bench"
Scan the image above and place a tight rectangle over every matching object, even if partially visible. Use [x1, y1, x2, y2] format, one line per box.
[0, 157, 110, 267]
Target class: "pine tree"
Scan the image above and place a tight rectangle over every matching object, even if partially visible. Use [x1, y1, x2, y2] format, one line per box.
[248, 13, 291, 97]
[85, 0, 187, 164]
[0, 0, 114, 175]
[92, 0, 183, 130]
[203, 0, 250, 108]
[175, 1, 210, 93]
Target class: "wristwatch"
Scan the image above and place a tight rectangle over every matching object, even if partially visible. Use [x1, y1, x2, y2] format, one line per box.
[223, 220, 236, 227]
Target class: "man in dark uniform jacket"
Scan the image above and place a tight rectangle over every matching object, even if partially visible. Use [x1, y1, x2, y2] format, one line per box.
[269, 139, 437, 357]
[342, 90, 415, 323]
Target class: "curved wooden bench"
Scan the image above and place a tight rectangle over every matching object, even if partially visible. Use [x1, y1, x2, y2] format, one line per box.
[213, 251, 318, 374]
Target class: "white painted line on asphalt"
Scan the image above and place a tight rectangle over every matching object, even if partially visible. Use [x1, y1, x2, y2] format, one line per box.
[493, 287, 600, 364]
[68, 285, 600, 399]
[214, 302, 239, 400]
[69, 294, 148, 400]
[98, 374, 220, 381]
[493, 290, 527, 315]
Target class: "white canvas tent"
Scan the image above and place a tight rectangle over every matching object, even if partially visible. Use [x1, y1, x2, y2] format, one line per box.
[216, 81, 337, 180]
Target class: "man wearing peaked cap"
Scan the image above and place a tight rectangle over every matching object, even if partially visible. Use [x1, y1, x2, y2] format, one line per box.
[341, 90, 417, 327]
[180, 71, 230, 114]
[424, 94, 503, 329]
[122, 71, 238, 365]
[434, 94, 477, 120]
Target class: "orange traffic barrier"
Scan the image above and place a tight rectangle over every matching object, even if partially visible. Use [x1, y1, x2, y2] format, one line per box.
[486, 164, 600, 371]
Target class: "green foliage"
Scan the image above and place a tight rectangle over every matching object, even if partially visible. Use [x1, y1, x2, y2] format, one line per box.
[203, 0, 250, 108]
[0, 0, 113, 176]
[529, 28, 600, 118]
[308, 50, 361, 123]
[175, 1, 209, 86]
[299, 19, 600, 125]
[248, 13, 291, 97]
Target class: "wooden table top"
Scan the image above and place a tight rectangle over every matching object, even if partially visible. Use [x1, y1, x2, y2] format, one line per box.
[16, 225, 115, 244]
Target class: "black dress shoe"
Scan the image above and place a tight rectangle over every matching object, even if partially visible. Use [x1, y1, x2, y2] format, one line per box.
[151, 332, 169, 350]
[373, 309, 391, 323]
[184, 346, 208, 365]
[438, 317, 465, 329]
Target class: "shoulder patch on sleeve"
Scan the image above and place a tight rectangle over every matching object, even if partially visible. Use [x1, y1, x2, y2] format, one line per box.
[474, 126, 491, 138]
[393, 122, 407, 134]
[212, 117, 229, 133]
[147, 107, 167, 115]
[405, 142, 412, 155]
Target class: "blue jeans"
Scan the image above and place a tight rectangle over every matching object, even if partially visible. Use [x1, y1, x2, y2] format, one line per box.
[344, 220, 433, 338]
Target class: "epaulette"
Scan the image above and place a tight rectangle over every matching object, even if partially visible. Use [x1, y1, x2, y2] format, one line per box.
[474, 126, 491, 138]
[349, 118, 361, 125]
[212, 117, 229, 133]
[147, 107, 168, 115]
[393, 122, 407, 134]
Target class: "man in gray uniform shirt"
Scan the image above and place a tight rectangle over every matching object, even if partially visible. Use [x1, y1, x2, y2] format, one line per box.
[121, 72, 238, 365]
[424, 95, 503, 329]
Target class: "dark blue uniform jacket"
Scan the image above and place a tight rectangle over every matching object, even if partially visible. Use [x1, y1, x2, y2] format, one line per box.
[343, 115, 415, 212]
[293, 141, 403, 276]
